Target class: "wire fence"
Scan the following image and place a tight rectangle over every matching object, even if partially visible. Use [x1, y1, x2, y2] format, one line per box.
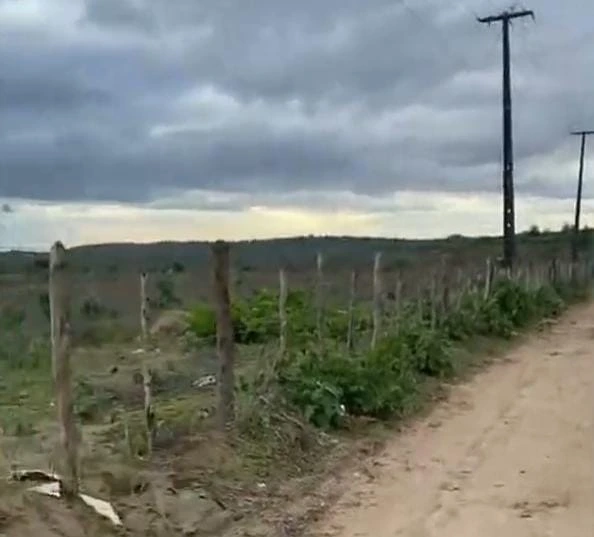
[0, 242, 589, 352]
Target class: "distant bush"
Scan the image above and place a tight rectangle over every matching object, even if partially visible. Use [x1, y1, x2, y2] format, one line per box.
[186, 303, 217, 344]
[185, 288, 371, 347]
[38, 292, 50, 321]
[32, 256, 49, 270]
[527, 224, 541, 236]
[156, 277, 181, 309]
[81, 296, 105, 319]
[171, 261, 185, 273]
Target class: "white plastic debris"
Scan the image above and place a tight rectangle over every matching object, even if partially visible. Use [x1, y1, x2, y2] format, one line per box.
[10, 469, 61, 483]
[15, 470, 123, 527]
[192, 375, 217, 389]
[79, 492, 123, 526]
[28, 481, 123, 526]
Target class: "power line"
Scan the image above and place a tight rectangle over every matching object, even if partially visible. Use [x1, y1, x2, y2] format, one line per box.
[478, 7, 535, 270]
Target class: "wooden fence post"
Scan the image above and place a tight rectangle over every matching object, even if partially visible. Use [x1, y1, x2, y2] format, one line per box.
[371, 252, 383, 350]
[142, 365, 155, 456]
[416, 283, 424, 321]
[484, 257, 493, 299]
[525, 262, 534, 289]
[393, 273, 403, 331]
[212, 241, 236, 430]
[430, 275, 438, 330]
[139, 271, 154, 456]
[346, 269, 358, 351]
[140, 272, 150, 341]
[315, 252, 324, 341]
[279, 268, 288, 358]
[49, 241, 79, 497]
[440, 267, 451, 318]
[549, 258, 558, 285]
[533, 264, 540, 288]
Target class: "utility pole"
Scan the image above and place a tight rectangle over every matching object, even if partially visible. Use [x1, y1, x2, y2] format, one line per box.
[570, 130, 594, 263]
[478, 8, 534, 270]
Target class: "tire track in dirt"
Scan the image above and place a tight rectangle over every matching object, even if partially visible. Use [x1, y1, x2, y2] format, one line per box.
[311, 303, 594, 537]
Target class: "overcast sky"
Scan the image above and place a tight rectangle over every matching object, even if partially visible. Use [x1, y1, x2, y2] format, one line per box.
[1, 0, 593, 249]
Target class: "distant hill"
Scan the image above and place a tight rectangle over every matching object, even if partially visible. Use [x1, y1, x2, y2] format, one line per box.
[0, 230, 590, 275]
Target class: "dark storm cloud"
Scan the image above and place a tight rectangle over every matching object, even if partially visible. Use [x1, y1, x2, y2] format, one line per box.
[0, 76, 111, 111]
[1, 0, 593, 205]
[82, 0, 156, 32]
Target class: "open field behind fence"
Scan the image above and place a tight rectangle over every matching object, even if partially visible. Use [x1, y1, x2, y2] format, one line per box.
[0, 238, 592, 536]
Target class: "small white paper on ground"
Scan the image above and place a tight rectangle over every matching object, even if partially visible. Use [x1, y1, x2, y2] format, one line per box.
[28, 481, 123, 526]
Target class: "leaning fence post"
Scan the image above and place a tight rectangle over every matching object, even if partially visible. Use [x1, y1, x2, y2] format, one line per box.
[346, 269, 358, 351]
[371, 252, 383, 350]
[279, 268, 288, 358]
[49, 241, 79, 497]
[211, 241, 236, 430]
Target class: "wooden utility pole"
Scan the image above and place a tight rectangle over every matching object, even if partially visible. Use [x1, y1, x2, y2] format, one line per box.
[570, 130, 594, 263]
[478, 8, 535, 270]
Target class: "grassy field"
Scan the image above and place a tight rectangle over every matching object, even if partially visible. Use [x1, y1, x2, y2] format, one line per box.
[0, 231, 591, 536]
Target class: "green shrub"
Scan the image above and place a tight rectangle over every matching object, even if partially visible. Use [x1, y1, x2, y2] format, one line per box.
[279, 339, 420, 428]
[533, 285, 565, 317]
[186, 289, 327, 345]
[276, 275, 586, 430]
[156, 277, 181, 308]
[186, 303, 217, 343]
[233, 289, 280, 344]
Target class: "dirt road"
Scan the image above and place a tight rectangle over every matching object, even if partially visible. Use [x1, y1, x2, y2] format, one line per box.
[312, 303, 594, 537]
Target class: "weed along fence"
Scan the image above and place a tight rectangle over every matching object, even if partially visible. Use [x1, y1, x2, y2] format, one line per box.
[0, 239, 592, 530]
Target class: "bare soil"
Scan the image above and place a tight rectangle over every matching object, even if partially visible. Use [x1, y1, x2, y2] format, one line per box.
[306, 302, 594, 537]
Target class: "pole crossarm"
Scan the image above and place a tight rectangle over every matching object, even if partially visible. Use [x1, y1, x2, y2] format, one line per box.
[477, 10, 535, 24]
